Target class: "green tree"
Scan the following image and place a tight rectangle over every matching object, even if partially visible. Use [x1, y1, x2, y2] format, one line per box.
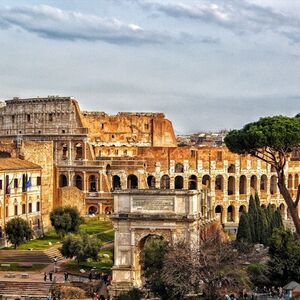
[5, 217, 33, 249]
[60, 233, 101, 264]
[268, 228, 300, 284]
[237, 212, 252, 243]
[248, 195, 259, 243]
[225, 116, 300, 241]
[141, 236, 171, 300]
[50, 206, 83, 237]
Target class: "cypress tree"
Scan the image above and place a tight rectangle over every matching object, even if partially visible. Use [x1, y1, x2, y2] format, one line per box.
[248, 195, 258, 243]
[237, 212, 252, 243]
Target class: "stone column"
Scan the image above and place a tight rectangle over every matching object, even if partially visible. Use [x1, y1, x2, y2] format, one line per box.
[99, 172, 102, 192]
[82, 171, 87, 193]
[83, 140, 87, 161]
[68, 140, 72, 165]
[68, 171, 72, 187]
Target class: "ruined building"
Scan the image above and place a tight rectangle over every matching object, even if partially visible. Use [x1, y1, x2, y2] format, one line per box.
[0, 96, 298, 233]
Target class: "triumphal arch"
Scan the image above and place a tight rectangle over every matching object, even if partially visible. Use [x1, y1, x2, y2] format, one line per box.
[110, 189, 212, 295]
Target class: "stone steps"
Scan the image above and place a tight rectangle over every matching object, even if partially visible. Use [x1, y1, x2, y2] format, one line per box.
[44, 247, 64, 261]
[0, 281, 52, 297]
[0, 250, 52, 263]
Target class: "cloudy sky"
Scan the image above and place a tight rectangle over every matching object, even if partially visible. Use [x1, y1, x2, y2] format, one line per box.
[0, 0, 300, 133]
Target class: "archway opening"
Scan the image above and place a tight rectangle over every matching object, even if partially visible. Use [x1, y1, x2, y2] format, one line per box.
[202, 175, 211, 189]
[88, 206, 98, 215]
[270, 175, 277, 195]
[260, 175, 267, 192]
[215, 175, 224, 191]
[215, 205, 223, 223]
[227, 205, 235, 222]
[89, 175, 97, 192]
[74, 175, 83, 190]
[239, 175, 247, 195]
[227, 164, 236, 173]
[188, 175, 197, 190]
[288, 174, 293, 189]
[239, 205, 246, 217]
[75, 143, 83, 160]
[59, 174, 68, 188]
[174, 176, 183, 190]
[175, 163, 184, 173]
[139, 235, 168, 288]
[295, 174, 299, 189]
[147, 175, 156, 189]
[160, 175, 170, 189]
[112, 175, 121, 190]
[250, 175, 257, 192]
[279, 203, 285, 219]
[62, 144, 68, 160]
[127, 174, 138, 189]
[228, 176, 235, 195]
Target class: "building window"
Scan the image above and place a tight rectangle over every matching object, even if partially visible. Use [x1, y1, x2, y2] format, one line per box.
[217, 151, 222, 161]
[14, 178, 18, 189]
[49, 113, 53, 122]
[36, 201, 40, 212]
[29, 203, 32, 213]
[22, 204, 26, 214]
[27, 114, 31, 122]
[37, 176, 41, 186]
[14, 205, 18, 216]
[12, 115, 15, 123]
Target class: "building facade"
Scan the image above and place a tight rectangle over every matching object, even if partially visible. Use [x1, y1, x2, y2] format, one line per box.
[0, 158, 42, 247]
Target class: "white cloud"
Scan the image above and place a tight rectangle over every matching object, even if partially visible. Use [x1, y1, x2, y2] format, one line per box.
[0, 4, 174, 45]
[139, 0, 300, 42]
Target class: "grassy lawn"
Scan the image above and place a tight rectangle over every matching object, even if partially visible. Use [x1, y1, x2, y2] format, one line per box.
[0, 262, 47, 271]
[3, 219, 114, 251]
[16, 231, 61, 250]
[64, 248, 113, 274]
[79, 220, 113, 235]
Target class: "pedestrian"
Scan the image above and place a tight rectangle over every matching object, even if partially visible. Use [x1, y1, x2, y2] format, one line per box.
[64, 272, 68, 282]
[49, 272, 53, 281]
[89, 272, 93, 282]
[93, 292, 98, 300]
[44, 272, 47, 282]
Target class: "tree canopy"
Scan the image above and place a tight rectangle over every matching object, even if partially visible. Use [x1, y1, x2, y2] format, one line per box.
[50, 206, 83, 237]
[5, 217, 33, 249]
[225, 115, 300, 241]
[60, 233, 101, 264]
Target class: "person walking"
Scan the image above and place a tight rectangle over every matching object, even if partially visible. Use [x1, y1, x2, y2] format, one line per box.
[49, 272, 53, 281]
[44, 272, 47, 282]
[64, 272, 69, 282]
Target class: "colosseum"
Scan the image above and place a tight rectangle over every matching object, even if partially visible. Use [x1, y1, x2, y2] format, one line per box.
[0, 96, 299, 232]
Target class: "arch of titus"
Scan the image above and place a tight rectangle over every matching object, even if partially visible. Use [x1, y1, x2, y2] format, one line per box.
[110, 189, 213, 295]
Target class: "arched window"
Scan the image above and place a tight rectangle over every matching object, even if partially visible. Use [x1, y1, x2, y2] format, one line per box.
[147, 175, 156, 189]
[250, 175, 257, 191]
[59, 174, 68, 188]
[215, 205, 223, 222]
[74, 175, 83, 190]
[202, 175, 211, 188]
[160, 175, 170, 189]
[175, 163, 184, 173]
[127, 175, 138, 189]
[75, 143, 83, 160]
[88, 206, 98, 215]
[106, 164, 111, 175]
[227, 205, 235, 222]
[215, 175, 224, 191]
[188, 175, 197, 190]
[227, 164, 236, 173]
[260, 175, 267, 191]
[270, 175, 277, 195]
[239, 205, 246, 217]
[288, 174, 293, 189]
[279, 203, 285, 219]
[112, 175, 121, 190]
[239, 175, 247, 194]
[295, 174, 299, 189]
[89, 175, 97, 192]
[228, 176, 235, 195]
[62, 144, 68, 160]
[175, 176, 183, 189]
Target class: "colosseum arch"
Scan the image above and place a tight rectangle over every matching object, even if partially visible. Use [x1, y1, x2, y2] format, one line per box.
[202, 175, 211, 188]
[59, 174, 68, 187]
[228, 176, 235, 195]
[112, 175, 121, 190]
[147, 175, 156, 189]
[215, 175, 224, 191]
[260, 175, 267, 192]
[174, 175, 184, 190]
[127, 174, 138, 189]
[188, 175, 197, 190]
[295, 174, 299, 189]
[74, 174, 83, 190]
[160, 175, 170, 189]
[175, 162, 184, 173]
[250, 175, 257, 192]
[239, 175, 247, 195]
[270, 175, 277, 195]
